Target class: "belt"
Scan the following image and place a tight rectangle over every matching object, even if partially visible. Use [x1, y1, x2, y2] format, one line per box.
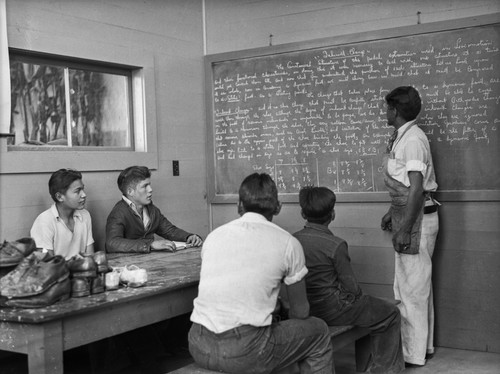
[424, 191, 438, 214]
[424, 205, 438, 214]
[196, 323, 260, 338]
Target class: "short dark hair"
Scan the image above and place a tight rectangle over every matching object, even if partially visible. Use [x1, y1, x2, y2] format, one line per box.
[49, 169, 83, 202]
[299, 186, 336, 224]
[117, 166, 151, 195]
[385, 86, 421, 121]
[239, 173, 279, 218]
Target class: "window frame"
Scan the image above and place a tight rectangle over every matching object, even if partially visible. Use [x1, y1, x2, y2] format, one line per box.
[9, 51, 135, 150]
[1, 48, 158, 174]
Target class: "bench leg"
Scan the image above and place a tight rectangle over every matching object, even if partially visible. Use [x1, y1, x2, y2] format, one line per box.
[355, 334, 371, 372]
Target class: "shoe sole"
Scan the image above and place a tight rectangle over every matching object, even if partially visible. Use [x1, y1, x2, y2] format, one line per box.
[5, 282, 71, 308]
[3, 271, 70, 298]
[127, 281, 146, 288]
[72, 289, 91, 297]
[6, 293, 71, 308]
[0, 260, 22, 268]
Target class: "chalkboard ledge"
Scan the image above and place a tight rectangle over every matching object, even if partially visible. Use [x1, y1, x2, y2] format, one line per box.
[210, 190, 500, 204]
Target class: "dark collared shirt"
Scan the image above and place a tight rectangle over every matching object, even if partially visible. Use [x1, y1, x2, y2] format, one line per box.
[293, 222, 362, 317]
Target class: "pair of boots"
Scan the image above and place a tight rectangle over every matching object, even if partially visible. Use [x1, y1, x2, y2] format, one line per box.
[0, 250, 71, 308]
[67, 252, 109, 297]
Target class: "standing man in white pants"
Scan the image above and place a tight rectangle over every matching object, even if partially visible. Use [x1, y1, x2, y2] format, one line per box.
[381, 86, 440, 367]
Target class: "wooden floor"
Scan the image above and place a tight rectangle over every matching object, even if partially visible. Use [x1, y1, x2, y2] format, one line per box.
[2, 341, 500, 374]
[333, 344, 500, 374]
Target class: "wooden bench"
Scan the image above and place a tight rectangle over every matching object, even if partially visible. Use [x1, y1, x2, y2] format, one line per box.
[168, 325, 371, 374]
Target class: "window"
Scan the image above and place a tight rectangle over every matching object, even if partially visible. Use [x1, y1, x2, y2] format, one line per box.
[9, 52, 133, 149]
[1, 48, 158, 174]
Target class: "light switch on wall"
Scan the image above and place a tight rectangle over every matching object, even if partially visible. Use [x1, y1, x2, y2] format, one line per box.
[173, 160, 179, 176]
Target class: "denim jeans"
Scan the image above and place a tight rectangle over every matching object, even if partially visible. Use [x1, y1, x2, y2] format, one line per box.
[311, 294, 405, 374]
[188, 317, 333, 374]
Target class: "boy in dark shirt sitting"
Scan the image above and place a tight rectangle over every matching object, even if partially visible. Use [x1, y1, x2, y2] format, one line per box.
[293, 186, 405, 374]
[106, 165, 202, 253]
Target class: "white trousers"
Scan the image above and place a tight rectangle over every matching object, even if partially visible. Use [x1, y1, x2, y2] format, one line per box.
[394, 211, 439, 365]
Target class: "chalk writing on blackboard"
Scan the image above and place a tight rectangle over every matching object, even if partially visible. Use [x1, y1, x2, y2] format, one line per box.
[210, 24, 500, 195]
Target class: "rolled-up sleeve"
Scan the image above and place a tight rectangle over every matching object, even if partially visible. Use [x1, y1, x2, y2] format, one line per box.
[283, 236, 308, 285]
[82, 210, 95, 247]
[405, 138, 428, 175]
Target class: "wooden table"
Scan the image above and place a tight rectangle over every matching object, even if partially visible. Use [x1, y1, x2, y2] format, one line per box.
[0, 248, 201, 374]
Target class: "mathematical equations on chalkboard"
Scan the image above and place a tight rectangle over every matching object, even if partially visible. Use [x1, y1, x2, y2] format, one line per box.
[209, 24, 500, 195]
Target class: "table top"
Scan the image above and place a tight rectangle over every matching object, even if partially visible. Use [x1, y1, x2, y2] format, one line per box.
[0, 247, 202, 324]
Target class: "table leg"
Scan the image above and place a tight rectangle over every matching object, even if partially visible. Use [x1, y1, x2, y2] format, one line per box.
[26, 320, 64, 374]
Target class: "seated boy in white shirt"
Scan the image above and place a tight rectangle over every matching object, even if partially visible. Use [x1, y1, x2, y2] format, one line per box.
[31, 168, 94, 259]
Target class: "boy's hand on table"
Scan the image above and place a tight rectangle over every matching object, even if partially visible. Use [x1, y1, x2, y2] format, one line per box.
[186, 235, 203, 248]
[151, 239, 177, 252]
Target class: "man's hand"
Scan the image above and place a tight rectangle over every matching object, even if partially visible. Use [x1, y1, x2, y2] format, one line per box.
[392, 228, 411, 252]
[391, 171, 424, 252]
[151, 239, 176, 252]
[186, 234, 203, 248]
[381, 211, 392, 231]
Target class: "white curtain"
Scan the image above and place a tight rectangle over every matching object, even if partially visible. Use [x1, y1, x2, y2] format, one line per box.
[0, 0, 10, 134]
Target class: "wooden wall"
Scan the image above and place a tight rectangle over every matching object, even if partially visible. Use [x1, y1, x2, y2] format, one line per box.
[0, 0, 209, 248]
[1, 0, 499, 355]
[205, 0, 500, 353]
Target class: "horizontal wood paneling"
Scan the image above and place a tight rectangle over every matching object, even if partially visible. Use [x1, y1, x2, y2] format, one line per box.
[1, 0, 498, 356]
[279, 201, 500, 232]
[7, 0, 202, 58]
[436, 322, 500, 353]
[436, 288, 500, 319]
[350, 246, 395, 284]
[205, 0, 500, 54]
[206, 0, 500, 353]
[434, 250, 500, 290]
[1, 1, 209, 252]
[334, 227, 499, 251]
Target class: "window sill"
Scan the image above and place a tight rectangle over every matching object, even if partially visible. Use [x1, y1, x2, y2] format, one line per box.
[0, 147, 158, 174]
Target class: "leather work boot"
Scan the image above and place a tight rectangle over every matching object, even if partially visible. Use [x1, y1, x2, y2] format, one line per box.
[1, 255, 69, 298]
[93, 251, 109, 273]
[71, 277, 91, 297]
[6, 277, 71, 308]
[67, 255, 97, 278]
[0, 238, 37, 267]
[91, 273, 105, 294]
[0, 251, 51, 291]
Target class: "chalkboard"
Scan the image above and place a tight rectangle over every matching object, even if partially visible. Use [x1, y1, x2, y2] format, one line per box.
[205, 16, 500, 202]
